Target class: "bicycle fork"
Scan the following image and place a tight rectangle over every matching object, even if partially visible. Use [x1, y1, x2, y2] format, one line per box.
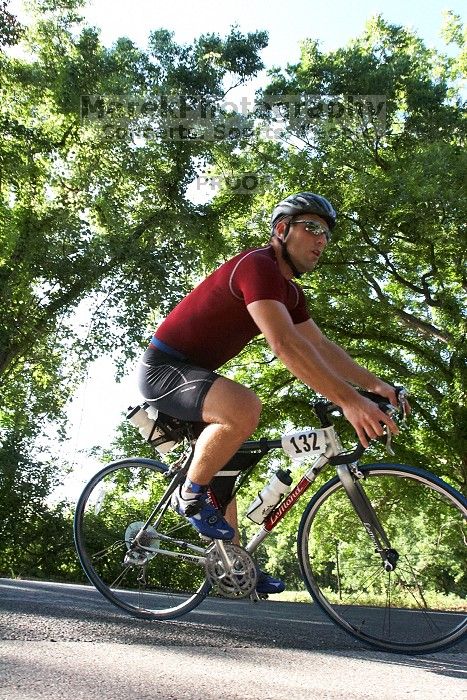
[337, 465, 399, 572]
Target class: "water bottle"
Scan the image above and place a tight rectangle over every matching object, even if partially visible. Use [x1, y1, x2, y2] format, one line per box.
[126, 404, 177, 454]
[246, 468, 293, 524]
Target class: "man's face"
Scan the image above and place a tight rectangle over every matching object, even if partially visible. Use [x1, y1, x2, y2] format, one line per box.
[276, 213, 330, 273]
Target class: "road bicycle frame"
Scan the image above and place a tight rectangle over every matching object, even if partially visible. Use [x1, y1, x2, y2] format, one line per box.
[241, 429, 397, 573]
[243, 432, 339, 553]
[133, 420, 397, 576]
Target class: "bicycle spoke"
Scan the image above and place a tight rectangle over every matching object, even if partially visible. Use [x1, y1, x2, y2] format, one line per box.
[74, 460, 209, 619]
[92, 541, 126, 563]
[109, 565, 133, 589]
[299, 464, 467, 652]
[333, 564, 387, 607]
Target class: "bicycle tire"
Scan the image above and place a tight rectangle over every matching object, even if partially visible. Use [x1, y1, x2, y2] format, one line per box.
[297, 463, 467, 654]
[74, 457, 211, 620]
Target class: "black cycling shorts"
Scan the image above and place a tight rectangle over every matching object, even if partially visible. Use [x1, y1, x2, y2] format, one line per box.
[138, 346, 219, 422]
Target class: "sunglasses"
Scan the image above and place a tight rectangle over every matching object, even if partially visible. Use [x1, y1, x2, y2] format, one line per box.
[291, 219, 331, 242]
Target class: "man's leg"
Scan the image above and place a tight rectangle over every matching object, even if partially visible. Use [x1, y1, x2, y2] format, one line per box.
[173, 378, 285, 591]
[188, 376, 262, 485]
[172, 377, 261, 540]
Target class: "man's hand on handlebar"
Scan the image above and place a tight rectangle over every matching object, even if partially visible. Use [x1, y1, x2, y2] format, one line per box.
[313, 384, 410, 463]
[371, 381, 412, 416]
[371, 381, 399, 408]
[341, 392, 400, 449]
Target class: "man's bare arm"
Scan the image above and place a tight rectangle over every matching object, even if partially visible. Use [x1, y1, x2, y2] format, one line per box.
[247, 299, 399, 447]
[295, 319, 398, 406]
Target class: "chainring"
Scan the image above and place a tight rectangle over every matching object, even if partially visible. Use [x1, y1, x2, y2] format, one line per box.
[204, 543, 257, 598]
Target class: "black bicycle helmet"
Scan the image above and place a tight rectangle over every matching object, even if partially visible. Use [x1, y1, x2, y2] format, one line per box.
[270, 192, 337, 233]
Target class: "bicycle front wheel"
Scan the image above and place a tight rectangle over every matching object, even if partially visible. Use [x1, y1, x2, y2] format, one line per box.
[74, 458, 210, 620]
[298, 463, 467, 653]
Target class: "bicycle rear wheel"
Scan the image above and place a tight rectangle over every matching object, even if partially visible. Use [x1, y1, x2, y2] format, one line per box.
[298, 463, 467, 653]
[74, 458, 210, 620]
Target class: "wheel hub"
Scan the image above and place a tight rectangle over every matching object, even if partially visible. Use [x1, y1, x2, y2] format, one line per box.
[124, 521, 160, 566]
[382, 548, 399, 572]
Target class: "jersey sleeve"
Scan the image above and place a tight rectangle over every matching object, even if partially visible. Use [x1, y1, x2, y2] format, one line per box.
[290, 286, 310, 324]
[231, 250, 310, 324]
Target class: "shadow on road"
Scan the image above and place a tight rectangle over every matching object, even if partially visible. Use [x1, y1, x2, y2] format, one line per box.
[0, 578, 465, 682]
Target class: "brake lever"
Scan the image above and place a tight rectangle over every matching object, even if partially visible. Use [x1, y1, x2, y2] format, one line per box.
[383, 388, 409, 454]
[383, 405, 397, 456]
[396, 387, 409, 426]
[385, 431, 395, 456]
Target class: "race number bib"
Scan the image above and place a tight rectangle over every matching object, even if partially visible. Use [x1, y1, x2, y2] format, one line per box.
[281, 428, 328, 461]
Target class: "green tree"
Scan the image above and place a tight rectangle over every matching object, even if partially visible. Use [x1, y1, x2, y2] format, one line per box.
[0, 0, 23, 47]
[0, 0, 267, 423]
[209, 15, 466, 492]
[0, 0, 267, 577]
[71, 15, 466, 591]
[0, 430, 75, 578]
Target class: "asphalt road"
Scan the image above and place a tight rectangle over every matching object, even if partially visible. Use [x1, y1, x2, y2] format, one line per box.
[0, 578, 465, 700]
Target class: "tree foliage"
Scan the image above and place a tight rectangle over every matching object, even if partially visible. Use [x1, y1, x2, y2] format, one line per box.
[0, 431, 75, 578]
[0, 5, 465, 583]
[211, 15, 467, 491]
[0, 0, 267, 576]
[0, 0, 267, 424]
[0, 0, 23, 47]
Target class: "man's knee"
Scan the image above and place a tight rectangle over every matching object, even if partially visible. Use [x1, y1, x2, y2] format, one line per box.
[232, 390, 262, 438]
[203, 380, 261, 436]
[239, 390, 262, 435]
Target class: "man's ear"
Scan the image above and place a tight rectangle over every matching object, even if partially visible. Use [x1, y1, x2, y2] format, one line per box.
[274, 219, 287, 240]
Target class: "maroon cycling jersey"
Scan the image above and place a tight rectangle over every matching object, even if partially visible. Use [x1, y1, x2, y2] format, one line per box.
[153, 245, 310, 370]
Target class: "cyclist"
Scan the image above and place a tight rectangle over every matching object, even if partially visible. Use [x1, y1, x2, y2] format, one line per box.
[138, 192, 402, 594]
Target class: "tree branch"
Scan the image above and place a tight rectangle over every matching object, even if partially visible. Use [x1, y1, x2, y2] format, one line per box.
[358, 223, 442, 307]
[359, 270, 454, 345]
[0, 211, 163, 378]
[323, 321, 452, 378]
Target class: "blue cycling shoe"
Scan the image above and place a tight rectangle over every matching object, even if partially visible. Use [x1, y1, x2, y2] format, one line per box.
[256, 570, 285, 594]
[171, 486, 235, 540]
